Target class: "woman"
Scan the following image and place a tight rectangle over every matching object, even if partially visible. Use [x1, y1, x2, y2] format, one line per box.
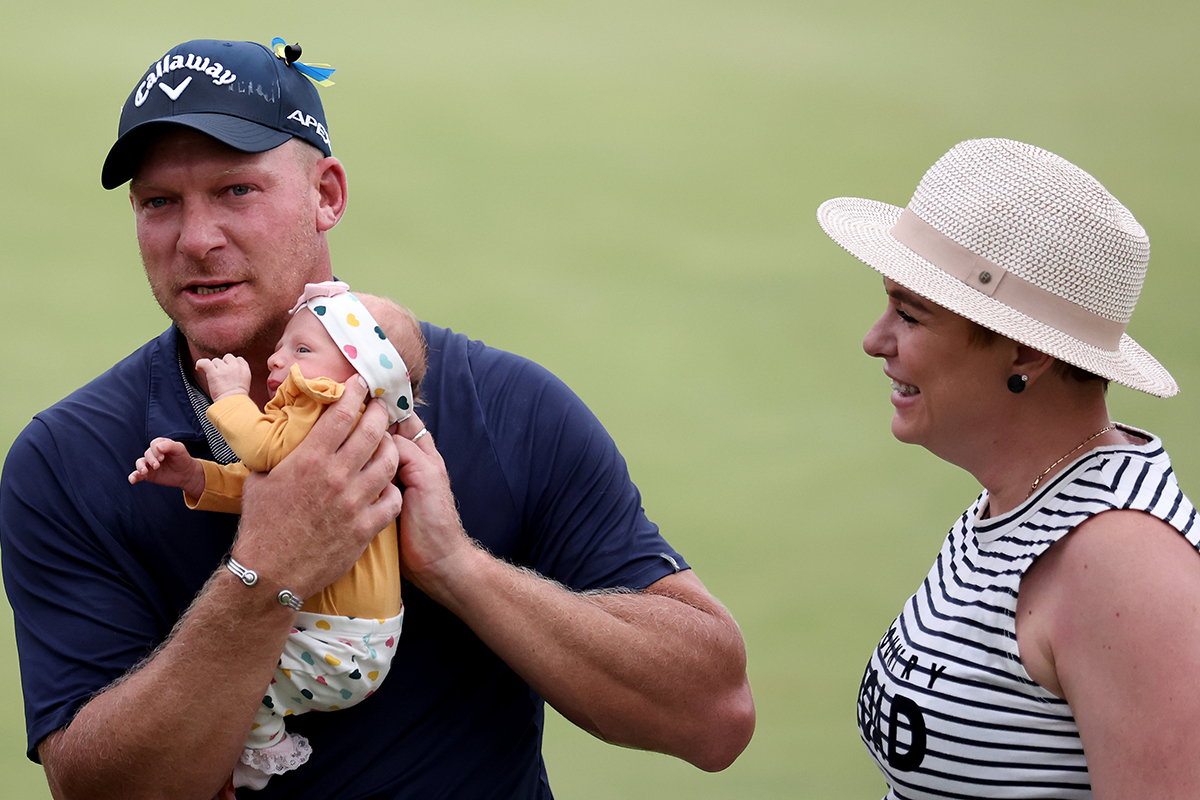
[817, 138, 1200, 798]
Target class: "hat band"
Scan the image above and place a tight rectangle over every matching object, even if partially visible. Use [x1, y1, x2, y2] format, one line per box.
[891, 209, 1127, 350]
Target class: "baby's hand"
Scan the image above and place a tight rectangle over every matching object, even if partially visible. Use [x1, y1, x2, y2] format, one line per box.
[128, 438, 206, 498]
[197, 354, 252, 401]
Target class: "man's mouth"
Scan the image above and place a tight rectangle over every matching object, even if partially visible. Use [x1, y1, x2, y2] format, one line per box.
[891, 379, 920, 397]
[190, 283, 234, 296]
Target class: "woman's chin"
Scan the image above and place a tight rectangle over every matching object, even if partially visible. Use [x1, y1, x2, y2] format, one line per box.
[889, 415, 921, 446]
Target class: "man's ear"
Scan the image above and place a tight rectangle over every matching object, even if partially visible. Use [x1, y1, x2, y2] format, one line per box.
[314, 157, 348, 231]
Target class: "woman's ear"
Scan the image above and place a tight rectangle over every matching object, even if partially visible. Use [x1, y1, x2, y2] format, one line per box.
[1011, 343, 1056, 387]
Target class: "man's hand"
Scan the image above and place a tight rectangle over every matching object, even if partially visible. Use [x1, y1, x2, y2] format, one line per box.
[389, 413, 476, 589]
[234, 376, 403, 600]
[128, 437, 206, 498]
[197, 355, 253, 401]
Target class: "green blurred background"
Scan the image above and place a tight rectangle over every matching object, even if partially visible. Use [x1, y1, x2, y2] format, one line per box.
[3, 1, 1198, 797]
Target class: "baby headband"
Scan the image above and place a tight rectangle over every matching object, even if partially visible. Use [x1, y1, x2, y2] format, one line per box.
[290, 281, 414, 424]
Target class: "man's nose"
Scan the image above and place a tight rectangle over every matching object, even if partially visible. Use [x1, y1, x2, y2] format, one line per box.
[176, 201, 226, 261]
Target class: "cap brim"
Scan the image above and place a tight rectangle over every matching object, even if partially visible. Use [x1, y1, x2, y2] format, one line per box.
[101, 114, 293, 189]
[817, 197, 1178, 398]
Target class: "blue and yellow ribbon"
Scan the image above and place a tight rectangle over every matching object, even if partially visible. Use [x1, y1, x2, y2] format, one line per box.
[272, 38, 336, 86]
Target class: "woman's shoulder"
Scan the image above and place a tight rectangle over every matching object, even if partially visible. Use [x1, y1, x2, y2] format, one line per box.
[1046, 426, 1186, 519]
[1017, 505, 1200, 690]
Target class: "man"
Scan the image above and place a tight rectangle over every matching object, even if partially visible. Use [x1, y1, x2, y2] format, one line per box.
[0, 38, 754, 799]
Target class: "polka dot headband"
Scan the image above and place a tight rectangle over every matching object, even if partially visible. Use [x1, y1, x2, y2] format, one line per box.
[290, 281, 415, 423]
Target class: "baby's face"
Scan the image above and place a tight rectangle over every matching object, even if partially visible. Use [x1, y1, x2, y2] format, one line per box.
[267, 308, 357, 395]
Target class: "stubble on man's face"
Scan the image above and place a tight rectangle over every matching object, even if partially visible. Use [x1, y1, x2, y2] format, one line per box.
[133, 134, 333, 364]
[140, 209, 323, 360]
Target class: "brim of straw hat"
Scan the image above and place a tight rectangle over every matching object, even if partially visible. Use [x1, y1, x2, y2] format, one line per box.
[816, 196, 1178, 398]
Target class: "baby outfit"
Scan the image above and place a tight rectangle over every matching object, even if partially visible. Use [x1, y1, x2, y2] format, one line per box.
[192, 364, 403, 788]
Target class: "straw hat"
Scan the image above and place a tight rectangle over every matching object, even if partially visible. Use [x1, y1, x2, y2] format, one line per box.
[816, 138, 1177, 397]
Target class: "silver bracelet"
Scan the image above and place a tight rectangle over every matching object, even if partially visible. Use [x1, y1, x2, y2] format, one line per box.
[223, 556, 304, 611]
[277, 590, 304, 611]
[223, 555, 258, 586]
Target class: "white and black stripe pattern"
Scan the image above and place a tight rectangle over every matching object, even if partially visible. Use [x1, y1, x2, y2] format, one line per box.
[858, 426, 1197, 799]
[177, 345, 239, 466]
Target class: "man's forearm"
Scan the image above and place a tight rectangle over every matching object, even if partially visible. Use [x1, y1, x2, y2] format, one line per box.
[422, 549, 755, 771]
[41, 570, 298, 800]
[391, 415, 754, 770]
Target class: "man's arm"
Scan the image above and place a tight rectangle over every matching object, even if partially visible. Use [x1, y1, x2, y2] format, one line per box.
[39, 381, 402, 800]
[40, 571, 299, 800]
[393, 414, 755, 771]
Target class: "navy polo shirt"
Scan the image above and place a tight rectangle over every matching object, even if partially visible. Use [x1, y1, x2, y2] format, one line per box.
[0, 322, 686, 799]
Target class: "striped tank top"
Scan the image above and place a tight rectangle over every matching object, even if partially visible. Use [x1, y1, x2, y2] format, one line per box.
[857, 426, 1198, 799]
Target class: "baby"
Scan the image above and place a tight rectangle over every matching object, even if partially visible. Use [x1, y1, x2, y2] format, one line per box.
[129, 281, 426, 791]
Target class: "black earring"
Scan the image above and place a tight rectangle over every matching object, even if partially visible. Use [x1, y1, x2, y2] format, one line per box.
[1007, 374, 1028, 394]
[284, 43, 303, 64]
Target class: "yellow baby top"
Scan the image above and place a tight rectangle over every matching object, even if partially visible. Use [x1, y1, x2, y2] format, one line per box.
[191, 364, 402, 619]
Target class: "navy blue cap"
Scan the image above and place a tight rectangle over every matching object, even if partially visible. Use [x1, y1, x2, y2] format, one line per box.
[102, 39, 332, 189]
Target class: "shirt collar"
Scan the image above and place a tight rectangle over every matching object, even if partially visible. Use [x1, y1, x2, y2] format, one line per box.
[176, 340, 238, 465]
[144, 326, 238, 465]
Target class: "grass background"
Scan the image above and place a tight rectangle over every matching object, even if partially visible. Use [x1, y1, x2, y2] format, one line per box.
[3, 1, 1199, 796]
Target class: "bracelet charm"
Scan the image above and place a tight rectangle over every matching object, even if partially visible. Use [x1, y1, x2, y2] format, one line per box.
[224, 555, 258, 587]
[277, 590, 304, 611]
[223, 555, 304, 611]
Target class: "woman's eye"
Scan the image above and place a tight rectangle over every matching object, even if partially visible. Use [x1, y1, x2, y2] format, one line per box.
[896, 308, 918, 324]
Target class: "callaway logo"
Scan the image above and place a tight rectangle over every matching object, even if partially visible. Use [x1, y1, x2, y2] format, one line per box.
[134, 53, 236, 107]
[288, 109, 331, 147]
[158, 76, 192, 101]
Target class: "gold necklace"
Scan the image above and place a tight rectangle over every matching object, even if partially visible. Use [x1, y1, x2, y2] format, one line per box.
[1028, 425, 1116, 497]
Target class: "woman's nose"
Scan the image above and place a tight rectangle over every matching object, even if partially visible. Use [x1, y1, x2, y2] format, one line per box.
[862, 311, 894, 359]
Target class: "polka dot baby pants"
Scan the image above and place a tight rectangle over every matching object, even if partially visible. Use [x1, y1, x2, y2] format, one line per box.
[234, 609, 403, 788]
